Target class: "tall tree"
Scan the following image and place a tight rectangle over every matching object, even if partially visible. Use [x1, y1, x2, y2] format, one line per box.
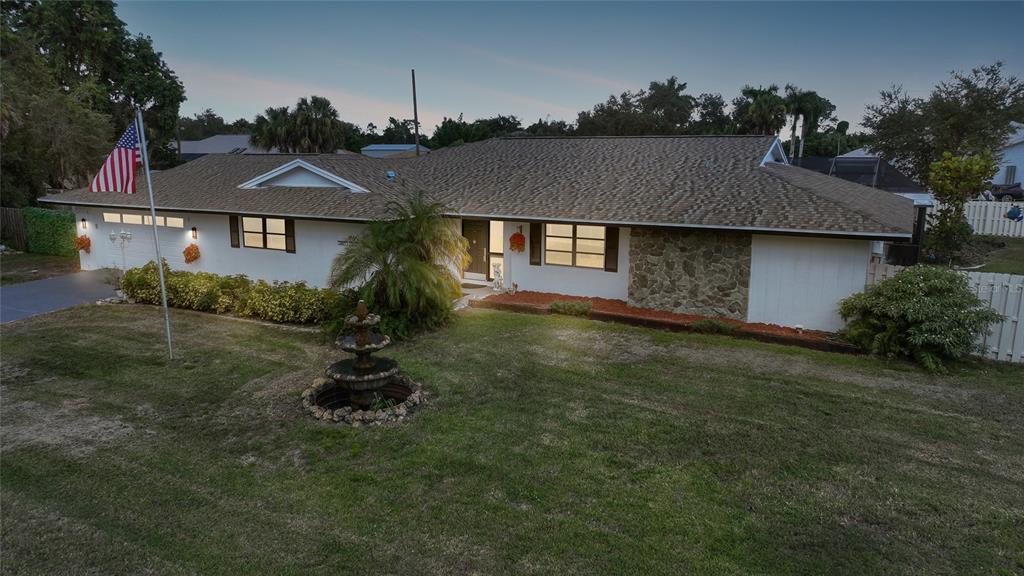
[6, 1, 185, 165]
[293, 95, 345, 152]
[732, 85, 787, 135]
[783, 85, 836, 159]
[525, 117, 573, 136]
[250, 106, 293, 152]
[431, 115, 485, 148]
[380, 117, 416, 144]
[690, 93, 733, 134]
[249, 96, 346, 153]
[642, 76, 696, 133]
[863, 62, 1024, 184]
[1, 10, 116, 205]
[576, 76, 697, 136]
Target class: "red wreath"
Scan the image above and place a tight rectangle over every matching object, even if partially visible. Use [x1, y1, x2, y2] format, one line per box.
[74, 235, 91, 254]
[509, 231, 526, 253]
[183, 243, 201, 264]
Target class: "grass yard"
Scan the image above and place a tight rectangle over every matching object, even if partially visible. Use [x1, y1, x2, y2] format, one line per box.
[2, 306, 1023, 575]
[974, 236, 1024, 275]
[0, 252, 80, 286]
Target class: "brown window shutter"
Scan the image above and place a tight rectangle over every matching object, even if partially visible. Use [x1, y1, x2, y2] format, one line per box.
[229, 215, 239, 248]
[285, 219, 296, 253]
[529, 222, 542, 266]
[604, 226, 619, 272]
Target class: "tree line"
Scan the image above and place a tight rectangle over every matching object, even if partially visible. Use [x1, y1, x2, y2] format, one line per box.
[1, 0, 1020, 207]
[178, 63, 1024, 189]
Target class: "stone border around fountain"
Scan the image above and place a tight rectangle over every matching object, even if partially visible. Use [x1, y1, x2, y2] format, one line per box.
[301, 374, 425, 427]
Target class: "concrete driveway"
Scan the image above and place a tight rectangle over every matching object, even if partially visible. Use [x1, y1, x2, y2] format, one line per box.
[1, 270, 115, 324]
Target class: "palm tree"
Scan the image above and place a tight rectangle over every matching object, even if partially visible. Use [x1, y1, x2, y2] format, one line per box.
[250, 106, 293, 152]
[293, 95, 345, 153]
[329, 190, 469, 326]
[784, 84, 807, 158]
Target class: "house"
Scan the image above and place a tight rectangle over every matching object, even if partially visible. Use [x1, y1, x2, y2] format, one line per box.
[360, 143, 430, 158]
[994, 121, 1023, 189]
[40, 135, 913, 331]
[173, 134, 273, 161]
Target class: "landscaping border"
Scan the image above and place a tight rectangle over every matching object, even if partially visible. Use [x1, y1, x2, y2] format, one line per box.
[470, 296, 859, 354]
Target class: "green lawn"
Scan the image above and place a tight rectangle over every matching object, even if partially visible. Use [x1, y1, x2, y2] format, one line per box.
[2, 306, 1023, 575]
[975, 236, 1024, 275]
[0, 252, 79, 285]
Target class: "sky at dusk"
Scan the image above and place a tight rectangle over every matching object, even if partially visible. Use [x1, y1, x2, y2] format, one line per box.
[117, 1, 1024, 134]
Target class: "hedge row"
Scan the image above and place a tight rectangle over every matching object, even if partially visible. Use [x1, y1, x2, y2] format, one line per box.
[24, 207, 76, 256]
[121, 261, 339, 324]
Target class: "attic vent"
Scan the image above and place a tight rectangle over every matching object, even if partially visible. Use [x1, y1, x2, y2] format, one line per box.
[385, 170, 397, 181]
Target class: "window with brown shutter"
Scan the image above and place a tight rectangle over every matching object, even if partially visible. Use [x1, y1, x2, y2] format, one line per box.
[529, 222, 542, 266]
[285, 219, 296, 253]
[229, 215, 240, 248]
[604, 226, 619, 272]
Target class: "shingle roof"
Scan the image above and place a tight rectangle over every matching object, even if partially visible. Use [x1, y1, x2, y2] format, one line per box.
[40, 135, 913, 237]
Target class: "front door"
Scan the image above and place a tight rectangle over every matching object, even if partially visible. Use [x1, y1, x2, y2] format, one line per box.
[462, 220, 489, 276]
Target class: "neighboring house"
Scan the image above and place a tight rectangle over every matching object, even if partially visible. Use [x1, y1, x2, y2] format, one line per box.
[41, 136, 913, 331]
[174, 134, 273, 161]
[994, 121, 1023, 188]
[361, 144, 430, 158]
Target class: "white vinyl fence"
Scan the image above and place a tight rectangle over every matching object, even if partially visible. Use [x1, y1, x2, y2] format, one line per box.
[928, 201, 1024, 238]
[866, 260, 1024, 363]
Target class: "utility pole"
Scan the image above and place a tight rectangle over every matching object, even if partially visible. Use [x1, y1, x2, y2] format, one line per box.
[411, 69, 421, 157]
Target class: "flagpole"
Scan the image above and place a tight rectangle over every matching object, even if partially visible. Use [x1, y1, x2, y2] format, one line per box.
[135, 108, 175, 359]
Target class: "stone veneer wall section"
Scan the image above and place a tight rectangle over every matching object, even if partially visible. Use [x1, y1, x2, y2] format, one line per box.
[628, 228, 752, 319]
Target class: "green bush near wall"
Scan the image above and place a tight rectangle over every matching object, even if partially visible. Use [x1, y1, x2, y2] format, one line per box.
[23, 207, 76, 256]
[122, 260, 338, 324]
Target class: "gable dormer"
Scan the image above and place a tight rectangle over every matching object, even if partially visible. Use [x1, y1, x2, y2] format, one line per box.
[759, 138, 790, 166]
[238, 159, 369, 192]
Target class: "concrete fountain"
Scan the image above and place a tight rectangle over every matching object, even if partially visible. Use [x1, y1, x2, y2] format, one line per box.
[302, 300, 423, 426]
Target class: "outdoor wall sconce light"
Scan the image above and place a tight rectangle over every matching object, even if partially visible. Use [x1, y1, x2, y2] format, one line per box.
[80, 218, 87, 230]
[191, 226, 198, 240]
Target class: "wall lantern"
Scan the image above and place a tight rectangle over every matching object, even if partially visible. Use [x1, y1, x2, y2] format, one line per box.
[80, 218, 88, 230]
[191, 226, 198, 240]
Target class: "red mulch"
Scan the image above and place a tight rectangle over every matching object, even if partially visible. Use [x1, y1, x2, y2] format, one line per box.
[475, 290, 855, 353]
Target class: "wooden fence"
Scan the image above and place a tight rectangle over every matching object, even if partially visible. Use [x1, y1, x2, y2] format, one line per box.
[928, 201, 1024, 238]
[866, 259, 1024, 363]
[0, 207, 27, 251]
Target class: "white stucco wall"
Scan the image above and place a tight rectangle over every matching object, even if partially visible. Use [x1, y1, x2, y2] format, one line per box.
[995, 142, 1023, 185]
[746, 234, 872, 332]
[73, 207, 365, 287]
[496, 221, 630, 300]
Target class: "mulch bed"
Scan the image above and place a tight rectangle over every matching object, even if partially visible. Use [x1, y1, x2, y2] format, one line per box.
[472, 291, 858, 354]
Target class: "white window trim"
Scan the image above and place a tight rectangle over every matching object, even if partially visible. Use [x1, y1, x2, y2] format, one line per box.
[237, 159, 369, 192]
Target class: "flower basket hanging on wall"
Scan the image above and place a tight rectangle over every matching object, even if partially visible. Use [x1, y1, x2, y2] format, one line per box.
[74, 235, 91, 254]
[509, 229, 526, 253]
[183, 243, 201, 264]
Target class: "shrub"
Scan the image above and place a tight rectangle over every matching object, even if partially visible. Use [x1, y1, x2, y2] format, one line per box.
[122, 260, 337, 324]
[839, 265, 1002, 372]
[549, 300, 592, 317]
[237, 279, 337, 324]
[688, 318, 738, 334]
[24, 207, 75, 256]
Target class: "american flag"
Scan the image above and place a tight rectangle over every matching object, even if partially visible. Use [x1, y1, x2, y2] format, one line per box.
[89, 123, 141, 193]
